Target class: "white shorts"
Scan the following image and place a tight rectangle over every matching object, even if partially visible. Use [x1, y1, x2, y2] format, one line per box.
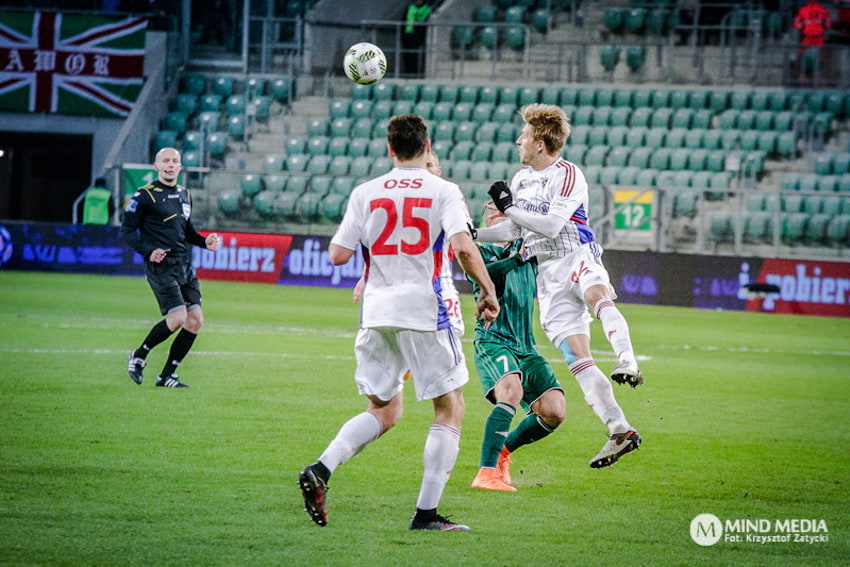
[354, 326, 469, 402]
[536, 242, 617, 347]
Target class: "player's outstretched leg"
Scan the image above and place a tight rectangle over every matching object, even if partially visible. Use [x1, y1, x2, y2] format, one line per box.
[610, 360, 644, 388]
[299, 461, 331, 526]
[592, 299, 644, 387]
[589, 430, 641, 468]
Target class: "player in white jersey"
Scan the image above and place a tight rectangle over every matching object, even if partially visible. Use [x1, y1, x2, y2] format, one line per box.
[299, 115, 499, 531]
[353, 151, 467, 337]
[475, 103, 643, 469]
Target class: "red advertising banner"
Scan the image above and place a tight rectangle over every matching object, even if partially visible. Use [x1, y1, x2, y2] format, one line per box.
[192, 232, 293, 284]
[748, 258, 850, 317]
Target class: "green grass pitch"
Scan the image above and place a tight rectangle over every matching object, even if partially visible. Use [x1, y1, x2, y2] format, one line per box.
[1, 271, 848, 566]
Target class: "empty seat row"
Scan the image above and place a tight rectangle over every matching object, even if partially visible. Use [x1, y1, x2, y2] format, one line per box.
[349, 82, 850, 115]
[180, 73, 292, 103]
[813, 153, 850, 176]
[585, 167, 733, 190]
[780, 173, 850, 192]
[745, 192, 850, 215]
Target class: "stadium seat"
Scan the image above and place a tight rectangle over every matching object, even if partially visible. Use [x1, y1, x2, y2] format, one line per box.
[328, 155, 352, 176]
[709, 212, 734, 242]
[625, 126, 647, 147]
[476, 122, 499, 144]
[350, 156, 371, 177]
[496, 123, 517, 144]
[282, 154, 308, 173]
[628, 147, 652, 169]
[174, 93, 198, 115]
[366, 138, 387, 158]
[472, 142, 494, 162]
[599, 45, 620, 73]
[691, 109, 713, 129]
[206, 131, 228, 157]
[589, 126, 607, 146]
[372, 157, 393, 175]
[451, 140, 475, 161]
[154, 130, 177, 151]
[607, 146, 630, 167]
[632, 90, 652, 108]
[666, 128, 687, 148]
[165, 111, 188, 132]
[805, 214, 830, 244]
[560, 88, 578, 107]
[618, 166, 640, 186]
[306, 136, 329, 156]
[629, 107, 652, 128]
[493, 104, 517, 124]
[182, 150, 202, 167]
[472, 103, 495, 123]
[413, 101, 434, 120]
[585, 145, 610, 166]
[687, 149, 709, 171]
[684, 129, 704, 149]
[603, 8, 625, 33]
[263, 153, 285, 172]
[284, 136, 306, 156]
[327, 137, 348, 158]
[263, 174, 286, 194]
[817, 175, 840, 193]
[709, 91, 730, 112]
[607, 126, 628, 147]
[645, 127, 667, 148]
[270, 77, 291, 104]
[241, 174, 262, 198]
[668, 148, 689, 170]
[451, 25, 475, 49]
[826, 215, 850, 246]
[635, 169, 657, 187]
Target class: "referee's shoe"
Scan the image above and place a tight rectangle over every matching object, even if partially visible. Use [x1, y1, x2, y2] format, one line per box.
[127, 352, 145, 385]
[156, 374, 189, 388]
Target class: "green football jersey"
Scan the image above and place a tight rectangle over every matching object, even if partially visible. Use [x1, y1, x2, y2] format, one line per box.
[470, 240, 537, 353]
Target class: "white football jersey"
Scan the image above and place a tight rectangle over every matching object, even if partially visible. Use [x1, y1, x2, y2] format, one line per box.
[510, 157, 597, 256]
[332, 167, 471, 331]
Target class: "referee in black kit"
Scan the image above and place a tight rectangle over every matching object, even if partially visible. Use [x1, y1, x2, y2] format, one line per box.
[120, 147, 220, 388]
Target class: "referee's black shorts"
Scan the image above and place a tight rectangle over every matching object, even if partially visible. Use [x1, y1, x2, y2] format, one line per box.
[145, 258, 202, 315]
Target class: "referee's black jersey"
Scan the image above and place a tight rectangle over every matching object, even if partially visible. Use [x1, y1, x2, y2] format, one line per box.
[120, 180, 207, 262]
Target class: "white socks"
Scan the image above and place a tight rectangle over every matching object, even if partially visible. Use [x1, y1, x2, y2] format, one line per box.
[570, 358, 631, 434]
[593, 299, 636, 365]
[416, 424, 461, 511]
[318, 412, 383, 474]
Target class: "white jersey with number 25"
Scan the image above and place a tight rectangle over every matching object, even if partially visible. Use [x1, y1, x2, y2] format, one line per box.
[332, 166, 470, 332]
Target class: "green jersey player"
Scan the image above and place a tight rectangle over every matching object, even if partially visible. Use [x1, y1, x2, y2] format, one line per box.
[469, 204, 565, 491]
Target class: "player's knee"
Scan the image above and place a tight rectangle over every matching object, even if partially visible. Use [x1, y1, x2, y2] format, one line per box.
[185, 309, 204, 333]
[540, 392, 566, 426]
[558, 340, 577, 365]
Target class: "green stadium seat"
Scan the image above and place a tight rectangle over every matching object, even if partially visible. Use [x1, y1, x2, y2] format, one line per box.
[367, 138, 388, 157]
[603, 8, 625, 33]
[709, 212, 734, 242]
[330, 118, 352, 138]
[705, 150, 726, 172]
[754, 110, 774, 130]
[346, 100, 368, 120]
[491, 142, 515, 163]
[650, 90, 670, 109]
[776, 132, 797, 158]
[371, 100, 393, 120]
[687, 149, 709, 170]
[826, 215, 850, 246]
[498, 86, 520, 107]
[505, 26, 527, 51]
[701, 130, 722, 150]
[691, 109, 714, 129]
[815, 154, 833, 175]
[645, 127, 667, 148]
[745, 192, 764, 212]
[493, 103, 517, 124]
[589, 126, 607, 146]
[730, 90, 751, 111]
[666, 128, 687, 148]
[625, 126, 647, 147]
[472, 142, 494, 162]
[618, 166, 640, 186]
[448, 102, 471, 122]
[669, 148, 689, 170]
[650, 148, 671, 170]
[450, 160, 472, 179]
[306, 136, 329, 156]
[629, 107, 652, 127]
[613, 89, 633, 107]
[635, 169, 657, 187]
[737, 110, 757, 130]
[472, 103, 495, 122]
[451, 140, 475, 161]
[413, 101, 434, 120]
[585, 146, 610, 166]
[821, 195, 842, 216]
[592, 106, 613, 126]
[431, 102, 452, 122]
[474, 5, 497, 22]
[574, 105, 594, 125]
[709, 91, 730, 112]
[599, 45, 620, 73]
[433, 121, 455, 143]
[571, 125, 590, 145]
[182, 150, 201, 167]
[817, 175, 839, 192]
[782, 213, 808, 243]
[263, 174, 286, 194]
[174, 93, 198, 115]
[744, 212, 774, 243]
[241, 174, 262, 197]
[684, 129, 705, 149]
[607, 107, 629, 128]
[656, 170, 677, 187]
[309, 175, 333, 196]
[371, 157, 393, 175]
[350, 156, 371, 177]
[691, 171, 712, 189]
[182, 73, 206, 95]
[216, 190, 240, 216]
[673, 192, 698, 217]
[518, 87, 539, 106]
[599, 166, 620, 186]
[350, 117, 373, 138]
[476, 122, 499, 144]
[211, 76, 235, 97]
[540, 87, 561, 106]
[372, 118, 389, 137]
[628, 146, 653, 169]
[767, 91, 787, 111]
[284, 136, 307, 156]
[781, 173, 801, 191]
[206, 131, 228, 157]
[270, 77, 291, 104]
[451, 25, 475, 49]
[285, 154, 308, 172]
[799, 174, 818, 192]
[669, 89, 690, 109]
[717, 110, 737, 130]
[154, 130, 177, 151]
[671, 109, 694, 129]
[584, 165, 601, 184]
[560, 88, 578, 106]
[740, 131, 759, 151]
[396, 84, 418, 102]
[165, 111, 188, 132]
[496, 123, 517, 144]
[756, 131, 777, 153]
[532, 8, 551, 33]
[782, 194, 803, 213]
[832, 153, 850, 174]
[719, 130, 740, 150]
[372, 82, 394, 102]
[577, 88, 597, 107]
[607, 146, 630, 167]
[632, 90, 652, 108]
[350, 84, 371, 101]
[263, 153, 285, 172]
[200, 94, 222, 112]
[840, 174, 850, 193]
[805, 213, 830, 244]
[225, 95, 246, 116]
[328, 155, 352, 176]
[227, 116, 245, 140]
[565, 144, 587, 163]
[607, 126, 628, 147]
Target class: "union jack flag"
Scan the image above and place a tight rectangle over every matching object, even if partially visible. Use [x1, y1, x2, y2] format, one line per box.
[0, 11, 146, 118]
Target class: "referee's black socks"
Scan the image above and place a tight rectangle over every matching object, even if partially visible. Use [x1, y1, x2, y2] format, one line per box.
[134, 319, 174, 359]
[161, 328, 197, 377]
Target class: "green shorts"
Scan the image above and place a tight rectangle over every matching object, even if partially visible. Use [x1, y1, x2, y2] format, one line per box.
[473, 340, 563, 413]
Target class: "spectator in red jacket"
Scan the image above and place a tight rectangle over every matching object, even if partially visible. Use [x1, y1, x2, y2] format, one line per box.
[793, 0, 832, 47]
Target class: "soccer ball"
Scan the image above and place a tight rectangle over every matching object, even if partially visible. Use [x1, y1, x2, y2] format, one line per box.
[343, 42, 387, 85]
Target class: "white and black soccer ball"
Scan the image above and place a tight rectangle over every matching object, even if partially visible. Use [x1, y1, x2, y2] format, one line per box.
[343, 42, 387, 85]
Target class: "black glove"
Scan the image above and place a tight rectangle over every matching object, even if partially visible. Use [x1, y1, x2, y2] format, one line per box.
[487, 181, 514, 213]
